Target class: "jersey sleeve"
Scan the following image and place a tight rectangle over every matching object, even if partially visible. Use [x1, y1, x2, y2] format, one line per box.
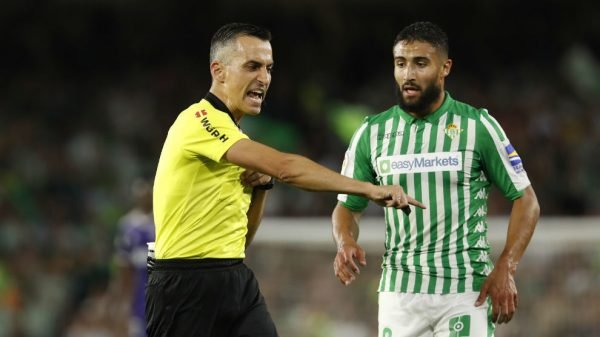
[337, 120, 376, 211]
[181, 106, 248, 162]
[477, 109, 531, 200]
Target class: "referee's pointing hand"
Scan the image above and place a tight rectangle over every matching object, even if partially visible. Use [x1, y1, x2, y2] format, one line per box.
[369, 185, 426, 214]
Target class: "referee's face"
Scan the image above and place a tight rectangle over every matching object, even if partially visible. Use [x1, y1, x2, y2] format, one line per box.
[222, 36, 273, 119]
[393, 40, 451, 116]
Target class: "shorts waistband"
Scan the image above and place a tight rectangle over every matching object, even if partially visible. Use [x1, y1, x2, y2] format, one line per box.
[147, 257, 243, 270]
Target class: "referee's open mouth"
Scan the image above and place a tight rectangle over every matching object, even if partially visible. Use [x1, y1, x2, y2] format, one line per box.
[247, 89, 265, 105]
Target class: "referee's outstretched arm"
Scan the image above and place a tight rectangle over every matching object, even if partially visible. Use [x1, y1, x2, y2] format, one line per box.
[224, 138, 426, 211]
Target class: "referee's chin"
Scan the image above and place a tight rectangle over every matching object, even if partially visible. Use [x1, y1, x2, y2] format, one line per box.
[244, 107, 263, 116]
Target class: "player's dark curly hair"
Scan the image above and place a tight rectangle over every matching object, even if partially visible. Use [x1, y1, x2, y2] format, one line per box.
[210, 23, 271, 63]
[394, 21, 449, 57]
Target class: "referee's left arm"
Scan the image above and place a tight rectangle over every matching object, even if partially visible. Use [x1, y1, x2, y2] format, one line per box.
[240, 169, 273, 248]
[245, 188, 269, 248]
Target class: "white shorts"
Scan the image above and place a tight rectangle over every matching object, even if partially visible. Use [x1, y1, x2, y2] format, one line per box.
[378, 292, 494, 337]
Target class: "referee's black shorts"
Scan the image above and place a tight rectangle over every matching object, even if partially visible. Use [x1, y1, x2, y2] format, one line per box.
[145, 258, 278, 337]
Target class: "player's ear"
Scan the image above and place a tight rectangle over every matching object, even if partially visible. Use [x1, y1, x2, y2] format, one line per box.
[210, 61, 226, 83]
[441, 58, 452, 78]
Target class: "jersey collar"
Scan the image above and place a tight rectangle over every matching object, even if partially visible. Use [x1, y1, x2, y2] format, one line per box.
[396, 91, 453, 124]
[204, 92, 240, 127]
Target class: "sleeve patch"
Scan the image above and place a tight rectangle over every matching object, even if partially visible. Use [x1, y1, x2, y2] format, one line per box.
[504, 143, 524, 173]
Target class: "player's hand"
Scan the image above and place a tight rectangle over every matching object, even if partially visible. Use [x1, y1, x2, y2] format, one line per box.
[475, 257, 518, 324]
[369, 184, 426, 214]
[240, 170, 272, 188]
[333, 241, 366, 286]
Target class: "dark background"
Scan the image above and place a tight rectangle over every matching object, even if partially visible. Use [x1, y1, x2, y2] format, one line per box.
[1, 0, 600, 336]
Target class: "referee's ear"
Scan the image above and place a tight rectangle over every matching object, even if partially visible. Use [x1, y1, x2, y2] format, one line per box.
[210, 61, 226, 83]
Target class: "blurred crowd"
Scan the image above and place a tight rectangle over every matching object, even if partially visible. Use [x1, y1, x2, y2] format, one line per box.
[50, 245, 600, 337]
[1, 0, 600, 336]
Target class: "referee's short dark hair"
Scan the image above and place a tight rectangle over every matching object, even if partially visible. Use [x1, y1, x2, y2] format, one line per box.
[394, 21, 449, 57]
[210, 23, 272, 63]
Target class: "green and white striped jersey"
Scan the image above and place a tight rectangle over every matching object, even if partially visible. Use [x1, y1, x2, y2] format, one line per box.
[338, 93, 530, 294]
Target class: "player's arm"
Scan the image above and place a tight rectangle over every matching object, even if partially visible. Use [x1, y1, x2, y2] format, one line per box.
[224, 139, 425, 210]
[476, 185, 540, 323]
[332, 202, 365, 286]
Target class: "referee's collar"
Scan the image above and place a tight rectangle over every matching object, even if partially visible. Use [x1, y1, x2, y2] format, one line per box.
[204, 92, 240, 127]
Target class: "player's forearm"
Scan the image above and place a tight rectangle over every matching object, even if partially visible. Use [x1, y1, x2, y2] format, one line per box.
[332, 203, 361, 248]
[276, 154, 375, 196]
[245, 189, 268, 248]
[497, 186, 540, 272]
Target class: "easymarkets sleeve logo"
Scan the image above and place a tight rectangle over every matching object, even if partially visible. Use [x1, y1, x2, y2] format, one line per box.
[377, 152, 463, 176]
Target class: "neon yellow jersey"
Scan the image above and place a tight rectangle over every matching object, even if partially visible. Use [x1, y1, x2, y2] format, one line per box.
[153, 93, 251, 259]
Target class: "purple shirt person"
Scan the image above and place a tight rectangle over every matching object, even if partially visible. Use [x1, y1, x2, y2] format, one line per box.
[113, 179, 154, 337]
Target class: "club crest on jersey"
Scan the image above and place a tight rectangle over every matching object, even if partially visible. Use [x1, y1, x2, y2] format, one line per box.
[444, 123, 463, 139]
[505, 143, 524, 173]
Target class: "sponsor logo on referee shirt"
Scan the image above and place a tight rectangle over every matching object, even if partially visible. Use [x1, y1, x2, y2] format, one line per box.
[376, 152, 462, 176]
[195, 109, 230, 143]
[504, 143, 524, 173]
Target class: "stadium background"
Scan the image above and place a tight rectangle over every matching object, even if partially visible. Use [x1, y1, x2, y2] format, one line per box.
[1, 0, 599, 336]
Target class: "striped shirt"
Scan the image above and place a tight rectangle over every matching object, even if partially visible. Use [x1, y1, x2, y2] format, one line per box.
[338, 93, 530, 294]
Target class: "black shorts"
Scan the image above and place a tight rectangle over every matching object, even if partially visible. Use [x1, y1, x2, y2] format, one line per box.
[145, 258, 278, 337]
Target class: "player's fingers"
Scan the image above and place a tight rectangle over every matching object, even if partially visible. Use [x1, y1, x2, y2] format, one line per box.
[335, 253, 354, 275]
[334, 266, 349, 285]
[474, 285, 488, 306]
[506, 294, 516, 322]
[356, 247, 367, 266]
[335, 262, 355, 285]
[347, 253, 361, 274]
[503, 294, 515, 323]
[333, 258, 348, 281]
[495, 299, 508, 324]
[494, 306, 502, 324]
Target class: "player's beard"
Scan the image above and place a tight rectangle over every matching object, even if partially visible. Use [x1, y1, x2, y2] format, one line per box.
[396, 81, 442, 115]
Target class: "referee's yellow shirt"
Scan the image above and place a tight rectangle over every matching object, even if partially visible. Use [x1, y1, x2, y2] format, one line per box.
[153, 93, 252, 259]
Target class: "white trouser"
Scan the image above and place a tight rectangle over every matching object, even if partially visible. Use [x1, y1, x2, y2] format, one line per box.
[378, 292, 494, 337]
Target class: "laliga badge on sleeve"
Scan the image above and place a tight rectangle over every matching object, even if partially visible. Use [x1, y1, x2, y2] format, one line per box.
[505, 143, 524, 173]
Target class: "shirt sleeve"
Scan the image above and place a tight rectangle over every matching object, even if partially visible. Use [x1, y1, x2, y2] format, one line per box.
[477, 109, 531, 200]
[181, 106, 248, 162]
[337, 119, 376, 211]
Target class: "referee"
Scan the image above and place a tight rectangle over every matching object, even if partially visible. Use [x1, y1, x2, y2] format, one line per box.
[145, 23, 425, 337]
